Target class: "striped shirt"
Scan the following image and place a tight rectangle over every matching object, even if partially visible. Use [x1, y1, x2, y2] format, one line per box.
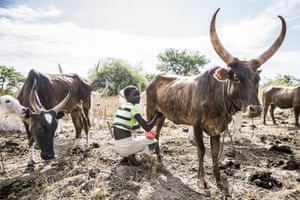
[113, 102, 140, 131]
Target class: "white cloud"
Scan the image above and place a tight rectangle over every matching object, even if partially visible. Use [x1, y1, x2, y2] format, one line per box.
[214, 14, 286, 61]
[0, 5, 62, 22]
[0, 2, 299, 80]
[261, 50, 300, 79]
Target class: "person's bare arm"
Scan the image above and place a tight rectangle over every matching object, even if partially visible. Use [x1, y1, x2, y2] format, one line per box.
[134, 111, 163, 132]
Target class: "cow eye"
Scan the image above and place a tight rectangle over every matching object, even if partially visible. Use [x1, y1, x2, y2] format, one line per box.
[37, 126, 43, 132]
[5, 100, 10, 103]
[233, 77, 240, 83]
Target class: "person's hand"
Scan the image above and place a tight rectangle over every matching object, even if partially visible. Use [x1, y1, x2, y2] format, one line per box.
[144, 126, 157, 139]
[156, 111, 163, 118]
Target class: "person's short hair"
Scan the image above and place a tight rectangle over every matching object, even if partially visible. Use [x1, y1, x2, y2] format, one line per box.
[123, 85, 138, 98]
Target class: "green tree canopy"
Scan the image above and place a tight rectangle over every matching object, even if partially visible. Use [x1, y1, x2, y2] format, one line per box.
[156, 48, 209, 75]
[0, 66, 25, 96]
[89, 58, 148, 96]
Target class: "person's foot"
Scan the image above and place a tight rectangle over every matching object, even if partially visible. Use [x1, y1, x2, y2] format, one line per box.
[148, 142, 158, 150]
[127, 154, 141, 166]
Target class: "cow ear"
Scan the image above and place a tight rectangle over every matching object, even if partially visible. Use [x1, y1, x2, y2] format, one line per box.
[257, 69, 262, 74]
[213, 67, 230, 81]
[56, 110, 65, 119]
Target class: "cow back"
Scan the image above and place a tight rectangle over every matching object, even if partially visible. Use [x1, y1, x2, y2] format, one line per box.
[18, 69, 91, 113]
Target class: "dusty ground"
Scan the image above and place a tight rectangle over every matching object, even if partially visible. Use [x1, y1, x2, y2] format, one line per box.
[0, 110, 300, 200]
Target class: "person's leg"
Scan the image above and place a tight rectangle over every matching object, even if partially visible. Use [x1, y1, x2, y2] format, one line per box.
[134, 136, 157, 150]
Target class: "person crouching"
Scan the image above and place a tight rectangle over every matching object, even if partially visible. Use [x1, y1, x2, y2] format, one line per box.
[113, 85, 163, 166]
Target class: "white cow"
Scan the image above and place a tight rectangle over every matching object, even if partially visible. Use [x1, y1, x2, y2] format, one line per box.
[0, 95, 28, 119]
[0, 95, 28, 133]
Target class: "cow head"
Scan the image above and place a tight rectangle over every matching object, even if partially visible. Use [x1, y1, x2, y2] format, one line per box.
[210, 8, 286, 117]
[0, 95, 29, 121]
[26, 80, 70, 160]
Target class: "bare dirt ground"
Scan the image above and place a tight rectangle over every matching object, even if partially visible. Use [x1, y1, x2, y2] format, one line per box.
[0, 110, 300, 200]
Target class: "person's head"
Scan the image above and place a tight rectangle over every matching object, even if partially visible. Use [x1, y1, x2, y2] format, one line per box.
[123, 85, 140, 105]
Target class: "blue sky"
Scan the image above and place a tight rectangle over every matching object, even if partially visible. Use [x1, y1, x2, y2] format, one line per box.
[0, 0, 299, 80]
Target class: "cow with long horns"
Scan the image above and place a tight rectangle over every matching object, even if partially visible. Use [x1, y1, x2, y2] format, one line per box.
[146, 8, 286, 190]
[18, 69, 91, 167]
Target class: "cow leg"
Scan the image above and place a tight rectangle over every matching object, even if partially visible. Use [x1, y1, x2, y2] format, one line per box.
[211, 134, 230, 196]
[263, 103, 269, 125]
[26, 142, 36, 171]
[145, 95, 164, 162]
[71, 110, 83, 139]
[210, 135, 222, 187]
[270, 104, 277, 125]
[81, 111, 90, 148]
[232, 112, 242, 141]
[294, 107, 300, 127]
[194, 126, 207, 188]
[155, 117, 165, 162]
[23, 122, 34, 145]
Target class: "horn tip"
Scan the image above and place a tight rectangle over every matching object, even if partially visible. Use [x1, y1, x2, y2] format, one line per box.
[214, 8, 221, 15]
[277, 15, 286, 23]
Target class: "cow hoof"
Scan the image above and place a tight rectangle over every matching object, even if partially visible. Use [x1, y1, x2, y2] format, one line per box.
[217, 176, 230, 196]
[83, 149, 91, 158]
[157, 155, 162, 163]
[26, 162, 35, 172]
[197, 179, 208, 189]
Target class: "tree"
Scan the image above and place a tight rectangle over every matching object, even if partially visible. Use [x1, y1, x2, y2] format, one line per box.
[89, 58, 148, 95]
[156, 48, 209, 75]
[259, 74, 300, 98]
[0, 66, 25, 96]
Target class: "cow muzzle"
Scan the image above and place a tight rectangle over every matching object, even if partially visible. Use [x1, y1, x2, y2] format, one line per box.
[244, 105, 262, 117]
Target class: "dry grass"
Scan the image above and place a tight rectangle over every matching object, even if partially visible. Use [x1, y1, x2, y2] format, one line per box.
[96, 96, 120, 118]
[90, 96, 120, 130]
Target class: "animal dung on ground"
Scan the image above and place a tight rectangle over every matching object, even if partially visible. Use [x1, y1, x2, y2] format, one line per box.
[269, 145, 293, 154]
[282, 159, 300, 170]
[249, 172, 282, 189]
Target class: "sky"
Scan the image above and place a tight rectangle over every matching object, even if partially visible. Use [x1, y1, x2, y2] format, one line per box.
[0, 0, 300, 81]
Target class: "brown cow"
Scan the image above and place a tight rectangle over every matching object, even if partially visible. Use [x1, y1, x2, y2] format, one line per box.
[18, 69, 91, 167]
[146, 8, 286, 190]
[262, 86, 300, 127]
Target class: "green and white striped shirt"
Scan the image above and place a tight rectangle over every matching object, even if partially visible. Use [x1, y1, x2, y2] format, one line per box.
[113, 102, 140, 131]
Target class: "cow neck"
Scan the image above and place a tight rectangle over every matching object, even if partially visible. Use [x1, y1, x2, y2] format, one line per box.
[222, 79, 236, 120]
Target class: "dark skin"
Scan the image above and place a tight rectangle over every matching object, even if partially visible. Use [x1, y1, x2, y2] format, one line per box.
[115, 87, 162, 166]
[126, 88, 163, 132]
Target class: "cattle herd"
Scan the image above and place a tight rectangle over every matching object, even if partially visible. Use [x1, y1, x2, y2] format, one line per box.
[0, 8, 295, 195]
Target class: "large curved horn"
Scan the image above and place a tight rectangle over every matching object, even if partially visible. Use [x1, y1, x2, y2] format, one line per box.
[256, 15, 286, 66]
[52, 91, 71, 113]
[29, 79, 44, 112]
[210, 8, 235, 64]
